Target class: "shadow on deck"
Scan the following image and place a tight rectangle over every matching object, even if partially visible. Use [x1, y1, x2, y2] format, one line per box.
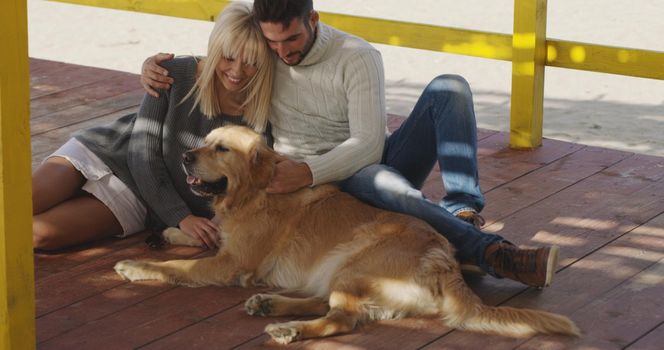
[31, 58, 664, 350]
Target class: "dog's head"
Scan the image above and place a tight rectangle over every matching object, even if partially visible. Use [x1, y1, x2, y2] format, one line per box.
[183, 125, 276, 210]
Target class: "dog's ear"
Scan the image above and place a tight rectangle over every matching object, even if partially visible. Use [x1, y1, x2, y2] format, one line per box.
[250, 143, 276, 189]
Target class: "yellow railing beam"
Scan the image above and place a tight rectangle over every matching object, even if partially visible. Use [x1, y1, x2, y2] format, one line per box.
[509, 0, 547, 149]
[547, 40, 664, 80]
[0, 0, 36, 348]
[51, 0, 664, 81]
[321, 14, 514, 61]
[51, 0, 229, 21]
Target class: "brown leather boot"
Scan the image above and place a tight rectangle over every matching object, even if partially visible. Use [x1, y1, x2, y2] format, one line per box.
[484, 242, 559, 288]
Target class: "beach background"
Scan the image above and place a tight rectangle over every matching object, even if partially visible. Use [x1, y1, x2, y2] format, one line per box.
[27, 0, 664, 156]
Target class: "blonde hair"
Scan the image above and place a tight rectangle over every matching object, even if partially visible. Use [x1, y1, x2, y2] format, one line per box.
[186, 1, 273, 132]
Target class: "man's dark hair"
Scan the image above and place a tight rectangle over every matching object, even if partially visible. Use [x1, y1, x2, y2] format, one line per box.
[253, 0, 313, 27]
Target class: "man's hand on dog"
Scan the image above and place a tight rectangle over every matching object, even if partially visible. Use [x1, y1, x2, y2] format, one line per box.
[141, 52, 175, 98]
[266, 159, 313, 194]
[179, 215, 219, 249]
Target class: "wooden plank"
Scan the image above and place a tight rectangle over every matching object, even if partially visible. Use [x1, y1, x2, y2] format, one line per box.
[36, 244, 217, 342]
[37, 280, 176, 343]
[29, 58, 76, 81]
[509, 0, 547, 149]
[30, 73, 140, 119]
[552, 217, 664, 348]
[517, 230, 664, 349]
[39, 285, 257, 349]
[35, 243, 204, 316]
[526, 260, 664, 348]
[481, 146, 632, 227]
[141, 304, 294, 350]
[0, 0, 35, 348]
[484, 154, 664, 264]
[476, 133, 586, 191]
[30, 88, 142, 135]
[34, 231, 148, 281]
[626, 322, 664, 350]
[516, 337, 621, 350]
[30, 59, 127, 99]
[30, 59, 88, 87]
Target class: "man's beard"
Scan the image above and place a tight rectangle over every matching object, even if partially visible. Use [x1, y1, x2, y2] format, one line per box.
[282, 22, 317, 66]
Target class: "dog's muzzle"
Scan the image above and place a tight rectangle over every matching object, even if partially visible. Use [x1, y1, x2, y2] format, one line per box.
[186, 176, 228, 197]
[182, 151, 228, 197]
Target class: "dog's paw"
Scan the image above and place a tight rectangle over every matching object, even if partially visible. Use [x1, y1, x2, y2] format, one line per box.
[161, 227, 179, 244]
[162, 227, 200, 247]
[265, 322, 300, 345]
[245, 294, 273, 316]
[114, 260, 151, 281]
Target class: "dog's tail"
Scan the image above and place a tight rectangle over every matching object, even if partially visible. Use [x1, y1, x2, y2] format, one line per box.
[439, 274, 579, 337]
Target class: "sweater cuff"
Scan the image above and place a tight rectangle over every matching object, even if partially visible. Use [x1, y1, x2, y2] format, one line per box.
[304, 157, 336, 186]
[166, 207, 193, 228]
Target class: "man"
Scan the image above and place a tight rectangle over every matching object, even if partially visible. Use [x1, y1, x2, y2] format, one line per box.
[140, 0, 559, 288]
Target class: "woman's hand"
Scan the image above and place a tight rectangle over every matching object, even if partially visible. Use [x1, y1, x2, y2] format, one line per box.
[178, 215, 219, 249]
[140, 52, 175, 98]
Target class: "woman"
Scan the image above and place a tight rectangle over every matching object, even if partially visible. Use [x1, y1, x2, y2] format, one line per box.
[32, 2, 273, 250]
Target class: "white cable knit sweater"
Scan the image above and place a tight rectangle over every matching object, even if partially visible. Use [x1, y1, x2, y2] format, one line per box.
[270, 22, 387, 185]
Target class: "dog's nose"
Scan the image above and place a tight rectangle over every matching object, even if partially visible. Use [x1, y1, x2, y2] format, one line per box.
[182, 151, 196, 165]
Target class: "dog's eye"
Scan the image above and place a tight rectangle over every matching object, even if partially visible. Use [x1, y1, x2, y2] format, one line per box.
[215, 145, 229, 152]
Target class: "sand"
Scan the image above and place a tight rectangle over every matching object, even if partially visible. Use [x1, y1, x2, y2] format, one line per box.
[27, 0, 664, 156]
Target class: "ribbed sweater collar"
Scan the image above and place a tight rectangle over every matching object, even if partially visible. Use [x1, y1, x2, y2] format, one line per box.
[297, 22, 334, 67]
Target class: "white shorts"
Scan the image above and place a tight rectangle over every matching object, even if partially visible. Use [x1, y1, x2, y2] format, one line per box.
[46, 138, 147, 237]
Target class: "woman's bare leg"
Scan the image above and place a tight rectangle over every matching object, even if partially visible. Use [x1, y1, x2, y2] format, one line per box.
[33, 195, 123, 250]
[33, 156, 123, 250]
[32, 156, 86, 214]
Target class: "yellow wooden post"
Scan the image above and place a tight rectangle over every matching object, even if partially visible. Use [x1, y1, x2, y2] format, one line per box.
[0, 0, 36, 348]
[510, 0, 548, 149]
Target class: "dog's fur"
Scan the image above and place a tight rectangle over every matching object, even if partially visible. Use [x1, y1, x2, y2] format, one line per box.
[114, 125, 578, 344]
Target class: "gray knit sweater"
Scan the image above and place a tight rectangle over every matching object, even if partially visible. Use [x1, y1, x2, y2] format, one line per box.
[74, 56, 246, 229]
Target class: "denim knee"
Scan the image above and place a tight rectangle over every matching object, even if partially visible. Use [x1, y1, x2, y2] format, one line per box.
[340, 164, 422, 210]
[424, 74, 472, 102]
[421, 74, 475, 130]
[339, 164, 385, 196]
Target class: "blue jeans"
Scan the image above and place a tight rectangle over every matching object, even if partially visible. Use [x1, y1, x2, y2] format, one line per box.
[339, 75, 504, 275]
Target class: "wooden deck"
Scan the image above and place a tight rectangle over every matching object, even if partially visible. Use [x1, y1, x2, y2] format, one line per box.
[31, 58, 664, 350]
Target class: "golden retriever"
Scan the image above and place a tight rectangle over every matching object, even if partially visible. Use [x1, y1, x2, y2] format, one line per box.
[114, 125, 578, 344]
